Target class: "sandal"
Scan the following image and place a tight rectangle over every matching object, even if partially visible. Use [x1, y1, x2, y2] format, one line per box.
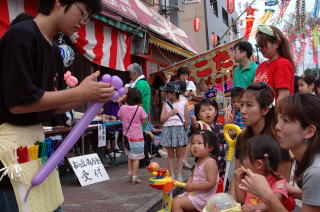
[128, 173, 132, 182]
[131, 176, 142, 184]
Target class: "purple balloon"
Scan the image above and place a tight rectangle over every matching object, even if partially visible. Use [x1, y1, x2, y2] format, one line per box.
[25, 76, 125, 202]
[102, 74, 111, 83]
[117, 87, 126, 96]
[25, 102, 105, 201]
[111, 91, 120, 101]
[111, 76, 123, 90]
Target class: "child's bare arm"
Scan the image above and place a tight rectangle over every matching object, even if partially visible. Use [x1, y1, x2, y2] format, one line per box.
[190, 115, 199, 129]
[184, 104, 188, 129]
[160, 104, 178, 123]
[185, 160, 218, 192]
[141, 118, 147, 125]
[233, 167, 247, 203]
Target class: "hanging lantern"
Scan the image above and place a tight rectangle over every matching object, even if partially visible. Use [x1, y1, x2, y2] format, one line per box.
[265, 0, 278, 6]
[227, 0, 235, 14]
[193, 17, 200, 32]
[58, 44, 74, 68]
[244, 6, 256, 40]
[212, 33, 217, 47]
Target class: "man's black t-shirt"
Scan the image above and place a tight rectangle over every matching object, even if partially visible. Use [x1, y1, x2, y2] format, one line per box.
[0, 20, 64, 125]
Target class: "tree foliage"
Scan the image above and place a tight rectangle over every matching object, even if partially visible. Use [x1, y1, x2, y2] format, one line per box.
[304, 68, 320, 78]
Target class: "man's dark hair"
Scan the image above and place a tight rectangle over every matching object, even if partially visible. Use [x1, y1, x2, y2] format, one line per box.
[10, 13, 34, 26]
[39, 0, 102, 15]
[176, 66, 190, 79]
[231, 87, 244, 98]
[233, 41, 253, 58]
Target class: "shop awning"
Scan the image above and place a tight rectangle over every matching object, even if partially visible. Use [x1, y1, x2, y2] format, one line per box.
[102, 0, 200, 55]
[149, 36, 195, 58]
[92, 14, 144, 38]
[70, 19, 131, 71]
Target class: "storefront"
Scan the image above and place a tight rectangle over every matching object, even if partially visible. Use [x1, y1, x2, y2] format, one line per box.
[102, 0, 200, 78]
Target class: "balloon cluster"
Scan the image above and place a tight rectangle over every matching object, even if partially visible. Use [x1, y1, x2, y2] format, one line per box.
[25, 74, 126, 202]
[101, 74, 126, 101]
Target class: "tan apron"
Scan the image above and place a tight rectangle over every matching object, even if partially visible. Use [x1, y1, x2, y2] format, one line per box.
[0, 123, 64, 212]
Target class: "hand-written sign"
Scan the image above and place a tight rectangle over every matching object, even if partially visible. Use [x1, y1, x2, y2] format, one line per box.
[68, 153, 110, 186]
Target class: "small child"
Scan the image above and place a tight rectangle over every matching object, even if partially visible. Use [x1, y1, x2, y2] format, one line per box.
[231, 87, 245, 129]
[191, 99, 227, 179]
[233, 135, 294, 212]
[172, 130, 219, 212]
[298, 75, 315, 94]
[117, 88, 147, 184]
[160, 81, 188, 181]
[103, 98, 121, 151]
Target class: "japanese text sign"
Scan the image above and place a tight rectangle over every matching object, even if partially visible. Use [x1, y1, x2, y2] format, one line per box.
[68, 153, 110, 186]
[156, 39, 243, 92]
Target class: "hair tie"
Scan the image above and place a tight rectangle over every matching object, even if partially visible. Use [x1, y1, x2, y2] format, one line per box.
[268, 99, 275, 109]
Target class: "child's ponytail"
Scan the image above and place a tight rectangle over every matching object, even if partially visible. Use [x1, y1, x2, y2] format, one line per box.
[241, 135, 282, 178]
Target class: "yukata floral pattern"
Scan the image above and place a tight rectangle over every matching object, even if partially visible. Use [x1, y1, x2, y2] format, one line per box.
[211, 122, 227, 179]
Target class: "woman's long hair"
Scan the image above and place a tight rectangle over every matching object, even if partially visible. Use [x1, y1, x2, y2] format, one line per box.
[276, 94, 320, 180]
[236, 83, 275, 159]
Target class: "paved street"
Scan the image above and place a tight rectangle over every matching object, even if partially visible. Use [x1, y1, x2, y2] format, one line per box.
[61, 156, 191, 212]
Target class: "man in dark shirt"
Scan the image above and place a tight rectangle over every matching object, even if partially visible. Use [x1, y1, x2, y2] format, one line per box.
[0, 1, 113, 211]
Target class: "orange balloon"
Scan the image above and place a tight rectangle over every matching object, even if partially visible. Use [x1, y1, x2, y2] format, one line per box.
[149, 162, 160, 172]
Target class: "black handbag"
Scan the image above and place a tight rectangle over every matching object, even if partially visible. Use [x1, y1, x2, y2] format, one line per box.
[123, 106, 139, 151]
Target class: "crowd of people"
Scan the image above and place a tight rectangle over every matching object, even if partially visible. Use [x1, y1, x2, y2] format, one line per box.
[166, 24, 320, 212]
[0, 0, 320, 212]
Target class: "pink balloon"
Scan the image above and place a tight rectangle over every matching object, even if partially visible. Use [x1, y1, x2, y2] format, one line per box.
[64, 71, 72, 80]
[66, 76, 78, 88]
[64, 71, 78, 87]
[102, 74, 111, 83]
[111, 76, 123, 90]
[117, 87, 125, 96]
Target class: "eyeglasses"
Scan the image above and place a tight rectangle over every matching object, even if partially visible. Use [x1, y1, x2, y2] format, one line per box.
[75, 3, 90, 24]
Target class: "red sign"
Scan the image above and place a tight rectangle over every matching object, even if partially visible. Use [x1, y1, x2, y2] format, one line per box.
[150, 39, 243, 92]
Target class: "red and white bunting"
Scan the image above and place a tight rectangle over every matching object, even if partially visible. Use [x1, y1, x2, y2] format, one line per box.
[0, 0, 131, 71]
[0, 0, 38, 37]
[70, 20, 131, 71]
